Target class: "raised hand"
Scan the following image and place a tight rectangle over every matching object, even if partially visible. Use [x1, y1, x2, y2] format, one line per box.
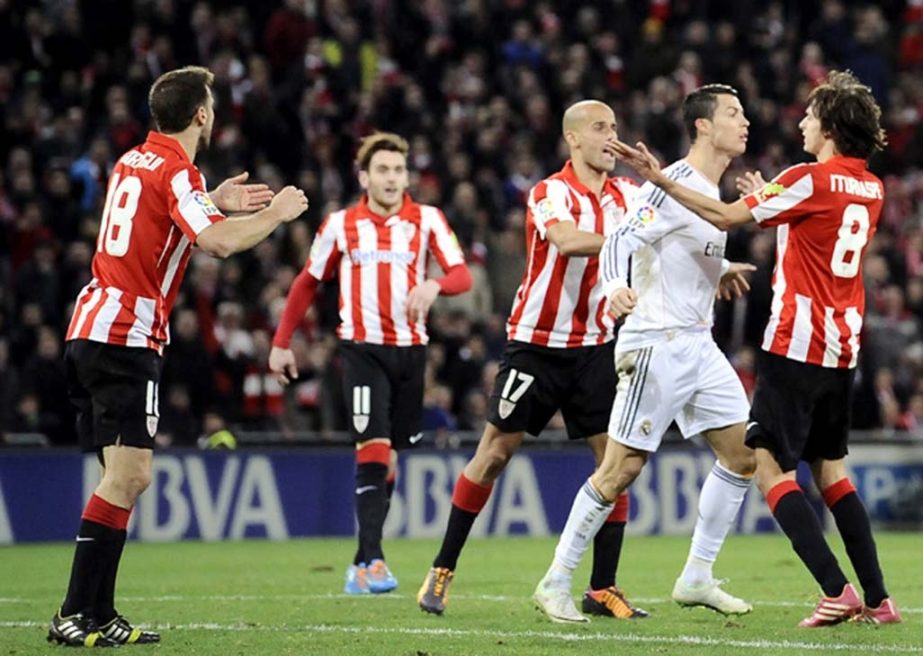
[270, 186, 310, 222]
[717, 262, 757, 301]
[612, 140, 664, 183]
[735, 171, 767, 197]
[211, 171, 275, 212]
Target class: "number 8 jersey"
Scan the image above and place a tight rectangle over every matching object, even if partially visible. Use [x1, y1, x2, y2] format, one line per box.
[66, 132, 226, 354]
[743, 155, 883, 369]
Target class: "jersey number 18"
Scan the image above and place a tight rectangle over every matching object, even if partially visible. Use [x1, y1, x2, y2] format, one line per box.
[97, 173, 142, 257]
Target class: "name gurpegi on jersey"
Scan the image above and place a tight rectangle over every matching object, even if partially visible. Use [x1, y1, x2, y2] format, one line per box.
[66, 132, 226, 354]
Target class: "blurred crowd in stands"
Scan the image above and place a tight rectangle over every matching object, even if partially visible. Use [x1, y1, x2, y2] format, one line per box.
[2, 0, 923, 446]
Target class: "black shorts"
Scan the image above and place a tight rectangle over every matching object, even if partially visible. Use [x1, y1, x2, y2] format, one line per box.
[65, 339, 163, 453]
[746, 350, 855, 472]
[488, 340, 616, 439]
[339, 341, 426, 450]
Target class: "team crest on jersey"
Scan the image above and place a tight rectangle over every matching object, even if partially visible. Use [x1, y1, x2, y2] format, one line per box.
[639, 419, 653, 436]
[498, 399, 516, 419]
[146, 415, 159, 437]
[193, 190, 219, 214]
[353, 415, 369, 433]
[754, 182, 785, 203]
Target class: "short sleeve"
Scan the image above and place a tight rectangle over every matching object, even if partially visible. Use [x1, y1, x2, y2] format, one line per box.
[305, 211, 344, 281]
[528, 179, 574, 239]
[167, 165, 225, 242]
[743, 164, 818, 228]
[424, 206, 466, 271]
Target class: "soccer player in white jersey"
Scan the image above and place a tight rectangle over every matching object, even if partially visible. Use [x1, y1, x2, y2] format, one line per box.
[533, 85, 757, 623]
[270, 132, 472, 596]
[418, 101, 648, 621]
[614, 71, 900, 627]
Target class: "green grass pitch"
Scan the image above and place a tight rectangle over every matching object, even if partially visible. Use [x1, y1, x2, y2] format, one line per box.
[1, 533, 919, 655]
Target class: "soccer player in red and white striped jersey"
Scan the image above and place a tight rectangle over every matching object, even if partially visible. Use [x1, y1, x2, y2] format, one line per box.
[269, 132, 472, 594]
[615, 71, 900, 626]
[50, 66, 308, 647]
[418, 101, 647, 621]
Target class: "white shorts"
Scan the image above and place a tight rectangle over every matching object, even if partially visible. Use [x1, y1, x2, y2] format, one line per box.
[608, 330, 750, 452]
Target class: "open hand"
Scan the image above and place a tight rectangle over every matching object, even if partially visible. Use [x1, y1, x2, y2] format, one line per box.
[735, 171, 767, 197]
[612, 140, 663, 183]
[210, 171, 275, 213]
[405, 280, 441, 323]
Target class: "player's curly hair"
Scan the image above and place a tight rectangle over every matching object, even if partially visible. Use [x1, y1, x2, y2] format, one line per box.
[808, 70, 887, 159]
[148, 66, 214, 134]
[683, 84, 740, 141]
[356, 132, 409, 171]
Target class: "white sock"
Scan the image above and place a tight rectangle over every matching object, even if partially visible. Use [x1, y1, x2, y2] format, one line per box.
[681, 461, 751, 586]
[549, 479, 613, 586]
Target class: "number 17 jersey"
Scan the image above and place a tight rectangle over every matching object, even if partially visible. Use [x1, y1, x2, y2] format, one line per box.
[66, 132, 226, 354]
[743, 155, 883, 369]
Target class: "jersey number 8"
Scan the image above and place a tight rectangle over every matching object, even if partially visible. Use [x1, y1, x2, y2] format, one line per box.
[830, 204, 870, 279]
[97, 173, 142, 257]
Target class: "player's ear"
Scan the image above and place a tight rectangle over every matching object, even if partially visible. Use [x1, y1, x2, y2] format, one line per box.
[358, 169, 370, 190]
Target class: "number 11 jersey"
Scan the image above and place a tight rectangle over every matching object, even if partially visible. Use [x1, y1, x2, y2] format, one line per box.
[743, 155, 883, 369]
[66, 132, 226, 354]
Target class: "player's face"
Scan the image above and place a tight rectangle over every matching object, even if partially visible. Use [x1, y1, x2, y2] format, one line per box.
[799, 105, 824, 156]
[360, 150, 409, 211]
[196, 90, 215, 154]
[706, 94, 749, 157]
[574, 106, 619, 173]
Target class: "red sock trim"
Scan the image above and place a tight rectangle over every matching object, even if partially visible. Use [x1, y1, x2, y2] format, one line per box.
[607, 492, 630, 523]
[452, 473, 493, 514]
[82, 494, 131, 530]
[766, 480, 802, 513]
[822, 478, 856, 508]
[356, 442, 391, 465]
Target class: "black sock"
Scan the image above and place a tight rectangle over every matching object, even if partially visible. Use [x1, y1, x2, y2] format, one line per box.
[772, 491, 848, 597]
[94, 530, 127, 624]
[433, 506, 479, 571]
[61, 520, 120, 617]
[354, 462, 388, 565]
[590, 520, 625, 590]
[829, 492, 888, 607]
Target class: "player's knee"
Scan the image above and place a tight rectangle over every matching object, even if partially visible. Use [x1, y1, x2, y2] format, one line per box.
[722, 449, 756, 477]
[480, 445, 514, 479]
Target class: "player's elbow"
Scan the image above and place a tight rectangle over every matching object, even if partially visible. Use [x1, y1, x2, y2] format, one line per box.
[554, 237, 580, 256]
[196, 229, 236, 259]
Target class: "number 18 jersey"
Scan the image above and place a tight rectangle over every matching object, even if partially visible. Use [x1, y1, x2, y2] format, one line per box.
[66, 132, 226, 354]
[743, 155, 883, 369]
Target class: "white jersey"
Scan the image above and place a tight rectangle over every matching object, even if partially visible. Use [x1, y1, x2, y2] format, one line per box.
[600, 160, 729, 350]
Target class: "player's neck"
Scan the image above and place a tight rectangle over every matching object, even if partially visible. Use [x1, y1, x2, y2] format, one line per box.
[815, 141, 838, 163]
[684, 145, 732, 186]
[571, 159, 607, 198]
[163, 129, 200, 162]
[366, 195, 403, 217]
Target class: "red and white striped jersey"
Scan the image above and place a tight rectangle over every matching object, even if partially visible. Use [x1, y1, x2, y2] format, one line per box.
[507, 161, 637, 348]
[744, 155, 883, 368]
[66, 132, 225, 354]
[306, 194, 465, 346]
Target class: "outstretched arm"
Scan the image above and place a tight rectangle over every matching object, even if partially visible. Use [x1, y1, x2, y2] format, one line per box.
[613, 141, 754, 230]
[545, 220, 606, 256]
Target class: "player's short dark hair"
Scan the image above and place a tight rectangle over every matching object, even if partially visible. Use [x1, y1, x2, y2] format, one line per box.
[356, 132, 409, 171]
[683, 84, 740, 141]
[148, 66, 214, 134]
[808, 70, 887, 159]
